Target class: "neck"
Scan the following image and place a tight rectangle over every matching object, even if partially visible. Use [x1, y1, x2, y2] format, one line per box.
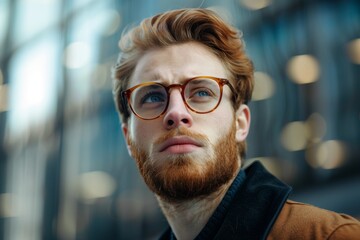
[156, 171, 239, 240]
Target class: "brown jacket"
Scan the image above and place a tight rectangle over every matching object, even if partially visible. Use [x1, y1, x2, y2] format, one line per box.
[269, 200, 360, 239]
[159, 162, 360, 239]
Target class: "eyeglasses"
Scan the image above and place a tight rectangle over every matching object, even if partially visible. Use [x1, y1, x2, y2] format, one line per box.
[122, 76, 236, 120]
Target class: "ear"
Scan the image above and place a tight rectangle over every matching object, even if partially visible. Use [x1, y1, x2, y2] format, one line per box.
[122, 123, 133, 157]
[235, 104, 251, 143]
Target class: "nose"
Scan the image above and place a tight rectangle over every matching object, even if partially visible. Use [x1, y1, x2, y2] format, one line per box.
[163, 89, 193, 129]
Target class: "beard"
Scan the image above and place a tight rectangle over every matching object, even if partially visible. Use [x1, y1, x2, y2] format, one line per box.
[129, 122, 240, 203]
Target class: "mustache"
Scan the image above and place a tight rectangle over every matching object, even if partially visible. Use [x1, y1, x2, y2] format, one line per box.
[154, 126, 210, 146]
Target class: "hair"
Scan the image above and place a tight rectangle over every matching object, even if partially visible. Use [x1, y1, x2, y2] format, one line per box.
[112, 8, 254, 158]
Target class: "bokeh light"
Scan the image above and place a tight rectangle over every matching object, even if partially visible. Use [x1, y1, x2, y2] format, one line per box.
[239, 0, 271, 10]
[306, 140, 347, 169]
[347, 38, 360, 64]
[77, 171, 116, 202]
[252, 71, 276, 101]
[287, 54, 320, 84]
[305, 113, 327, 143]
[281, 121, 310, 151]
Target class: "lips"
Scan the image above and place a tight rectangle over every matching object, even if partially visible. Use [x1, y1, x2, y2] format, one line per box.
[159, 136, 203, 152]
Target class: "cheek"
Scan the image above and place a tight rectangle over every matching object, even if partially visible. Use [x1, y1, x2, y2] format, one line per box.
[216, 104, 234, 125]
[198, 109, 234, 142]
[130, 121, 158, 148]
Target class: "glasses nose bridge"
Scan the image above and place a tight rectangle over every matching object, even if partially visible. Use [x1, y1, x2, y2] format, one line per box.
[166, 83, 184, 93]
[166, 83, 186, 100]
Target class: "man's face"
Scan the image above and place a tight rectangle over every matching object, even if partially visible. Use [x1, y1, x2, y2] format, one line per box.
[122, 42, 250, 202]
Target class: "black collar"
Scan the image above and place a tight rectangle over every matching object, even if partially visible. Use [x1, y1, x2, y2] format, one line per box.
[159, 161, 292, 240]
[213, 161, 292, 240]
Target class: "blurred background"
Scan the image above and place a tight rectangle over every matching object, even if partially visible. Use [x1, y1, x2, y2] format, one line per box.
[0, 0, 360, 239]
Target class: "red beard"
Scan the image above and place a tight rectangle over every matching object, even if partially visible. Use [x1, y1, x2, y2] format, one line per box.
[129, 123, 239, 203]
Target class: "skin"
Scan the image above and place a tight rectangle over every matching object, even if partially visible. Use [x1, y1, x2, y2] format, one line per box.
[122, 41, 251, 240]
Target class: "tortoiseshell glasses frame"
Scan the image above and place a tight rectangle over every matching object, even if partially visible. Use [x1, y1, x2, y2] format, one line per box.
[121, 76, 236, 120]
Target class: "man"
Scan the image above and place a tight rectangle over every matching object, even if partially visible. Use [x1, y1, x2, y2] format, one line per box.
[113, 8, 360, 240]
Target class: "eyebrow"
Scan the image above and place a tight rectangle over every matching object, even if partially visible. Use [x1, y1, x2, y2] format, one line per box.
[187, 78, 210, 85]
[145, 84, 163, 89]
[146, 77, 186, 86]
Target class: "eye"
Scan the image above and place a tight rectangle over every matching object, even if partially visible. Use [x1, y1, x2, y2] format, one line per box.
[190, 87, 215, 99]
[194, 90, 211, 97]
[185, 79, 219, 101]
[141, 92, 166, 104]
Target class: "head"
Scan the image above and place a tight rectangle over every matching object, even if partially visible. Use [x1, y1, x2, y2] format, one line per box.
[113, 8, 254, 202]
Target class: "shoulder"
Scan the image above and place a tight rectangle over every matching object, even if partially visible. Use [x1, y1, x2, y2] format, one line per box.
[268, 200, 360, 240]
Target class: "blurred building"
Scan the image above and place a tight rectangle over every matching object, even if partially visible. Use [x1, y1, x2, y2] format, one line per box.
[0, 0, 359, 239]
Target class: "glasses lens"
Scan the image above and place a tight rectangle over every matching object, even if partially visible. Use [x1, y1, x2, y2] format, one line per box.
[184, 78, 221, 112]
[130, 83, 167, 119]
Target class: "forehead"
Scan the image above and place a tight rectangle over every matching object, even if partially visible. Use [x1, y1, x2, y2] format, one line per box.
[129, 42, 229, 87]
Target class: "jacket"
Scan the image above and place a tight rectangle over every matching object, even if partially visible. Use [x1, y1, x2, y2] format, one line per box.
[160, 162, 360, 239]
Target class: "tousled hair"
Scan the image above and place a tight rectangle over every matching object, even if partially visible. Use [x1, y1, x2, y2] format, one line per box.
[112, 8, 254, 158]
